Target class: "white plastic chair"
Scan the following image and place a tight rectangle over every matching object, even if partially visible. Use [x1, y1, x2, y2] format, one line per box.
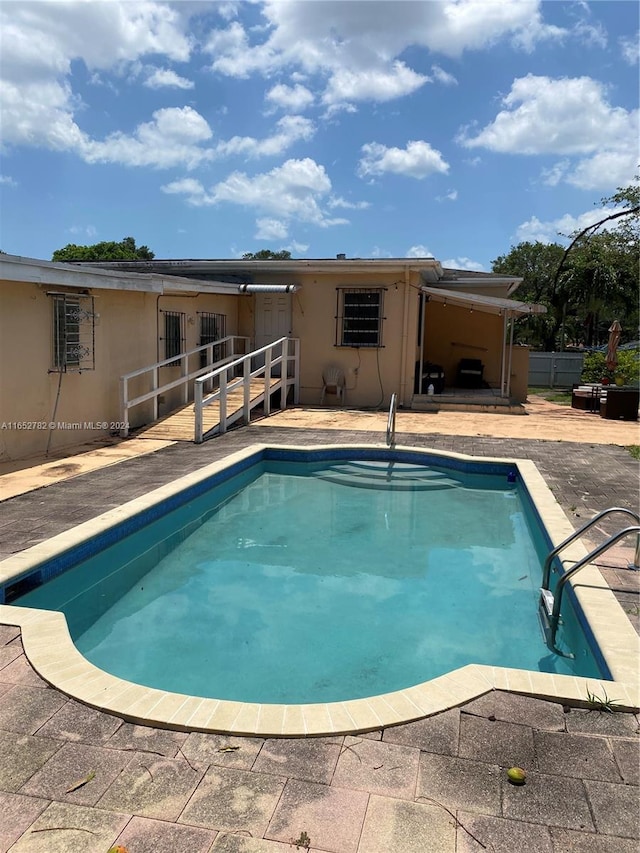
[321, 366, 346, 405]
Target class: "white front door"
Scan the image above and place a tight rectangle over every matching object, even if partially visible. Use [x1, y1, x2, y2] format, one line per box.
[254, 293, 292, 349]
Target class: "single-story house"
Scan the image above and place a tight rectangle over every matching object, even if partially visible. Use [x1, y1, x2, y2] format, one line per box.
[0, 253, 544, 462]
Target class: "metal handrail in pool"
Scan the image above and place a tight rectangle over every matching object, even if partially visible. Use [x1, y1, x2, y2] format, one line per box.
[542, 525, 640, 653]
[541, 506, 640, 590]
[386, 392, 397, 447]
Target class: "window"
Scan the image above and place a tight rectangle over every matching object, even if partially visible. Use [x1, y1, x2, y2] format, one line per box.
[336, 288, 385, 347]
[163, 311, 185, 363]
[199, 312, 226, 366]
[51, 294, 95, 371]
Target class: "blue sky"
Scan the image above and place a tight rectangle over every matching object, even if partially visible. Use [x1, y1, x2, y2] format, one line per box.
[1, 0, 638, 270]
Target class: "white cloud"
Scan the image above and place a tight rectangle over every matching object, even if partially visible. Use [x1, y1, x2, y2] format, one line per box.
[514, 207, 624, 244]
[255, 218, 289, 240]
[286, 240, 309, 255]
[211, 158, 345, 227]
[620, 33, 640, 65]
[0, 175, 17, 187]
[370, 246, 393, 258]
[441, 257, 485, 271]
[431, 65, 458, 86]
[162, 158, 349, 233]
[265, 83, 314, 112]
[161, 177, 208, 205]
[0, 1, 197, 159]
[204, 0, 566, 108]
[327, 196, 370, 210]
[144, 68, 194, 90]
[322, 62, 428, 106]
[217, 2, 240, 22]
[82, 107, 213, 169]
[69, 224, 97, 239]
[436, 189, 458, 202]
[214, 115, 315, 158]
[540, 160, 571, 187]
[1, 1, 192, 77]
[460, 74, 639, 190]
[358, 140, 449, 180]
[406, 245, 434, 258]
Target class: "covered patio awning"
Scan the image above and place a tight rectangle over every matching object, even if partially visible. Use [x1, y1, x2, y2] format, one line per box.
[418, 287, 546, 399]
[421, 286, 546, 317]
[238, 284, 299, 294]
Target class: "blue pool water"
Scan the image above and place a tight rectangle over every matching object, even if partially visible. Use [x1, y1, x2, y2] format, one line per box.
[12, 450, 604, 703]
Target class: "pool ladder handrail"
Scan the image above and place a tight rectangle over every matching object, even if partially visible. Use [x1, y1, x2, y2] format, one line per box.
[541, 506, 640, 590]
[386, 393, 397, 447]
[539, 505, 640, 655]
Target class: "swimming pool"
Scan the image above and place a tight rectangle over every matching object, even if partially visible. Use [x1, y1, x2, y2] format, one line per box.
[0, 444, 637, 735]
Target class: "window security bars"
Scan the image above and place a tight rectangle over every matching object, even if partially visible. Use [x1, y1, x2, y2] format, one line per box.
[51, 294, 95, 372]
[336, 288, 384, 347]
[199, 312, 227, 367]
[162, 310, 186, 364]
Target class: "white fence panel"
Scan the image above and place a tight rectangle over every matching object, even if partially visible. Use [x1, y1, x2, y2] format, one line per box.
[529, 352, 585, 388]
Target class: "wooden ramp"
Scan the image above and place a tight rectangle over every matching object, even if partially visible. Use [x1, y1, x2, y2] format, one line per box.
[135, 378, 280, 442]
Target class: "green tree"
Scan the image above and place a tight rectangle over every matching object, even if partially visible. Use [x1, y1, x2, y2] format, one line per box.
[492, 241, 567, 350]
[492, 180, 639, 349]
[242, 249, 292, 260]
[52, 236, 155, 262]
[563, 183, 639, 346]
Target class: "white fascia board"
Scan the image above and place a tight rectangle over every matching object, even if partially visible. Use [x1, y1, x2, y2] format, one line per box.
[81, 258, 444, 277]
[0, 254, 238, 296]
[421, 285, 546, 316]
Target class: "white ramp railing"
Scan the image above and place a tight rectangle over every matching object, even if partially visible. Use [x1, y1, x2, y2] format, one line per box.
[119, 336, 250, 437]
[194, 337, 300, 443]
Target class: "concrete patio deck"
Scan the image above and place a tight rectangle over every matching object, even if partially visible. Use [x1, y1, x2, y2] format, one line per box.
[0, 400, 638, 851]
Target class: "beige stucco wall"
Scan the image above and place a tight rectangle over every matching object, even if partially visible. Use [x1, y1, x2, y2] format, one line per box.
[509, 345, 531, 402]
[241, 268, 422, 409]
[155, 293, 241, 414]
[0, 280, 240, 461]
[0, 264, 528, 462]
[422, 301, 504, 388]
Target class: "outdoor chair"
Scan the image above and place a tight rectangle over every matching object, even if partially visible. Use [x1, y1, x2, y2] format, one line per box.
[456, 358, 484, 389]
[321, 365, 346, 405]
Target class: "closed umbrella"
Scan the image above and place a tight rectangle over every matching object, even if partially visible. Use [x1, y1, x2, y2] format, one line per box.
[606, 320, 622, 371]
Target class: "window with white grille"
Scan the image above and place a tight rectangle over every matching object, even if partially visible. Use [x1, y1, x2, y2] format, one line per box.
[50, 294, 95, 371]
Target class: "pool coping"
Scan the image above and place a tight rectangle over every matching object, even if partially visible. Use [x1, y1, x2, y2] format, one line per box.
[0, 442, 638, 736]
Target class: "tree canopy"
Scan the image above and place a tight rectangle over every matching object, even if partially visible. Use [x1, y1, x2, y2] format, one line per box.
[492, 181, 639, 350]
[52, 236, 155, 262]
[241, 249, 292, 260]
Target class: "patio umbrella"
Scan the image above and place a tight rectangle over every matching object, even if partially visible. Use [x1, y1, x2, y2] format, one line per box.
[605, 320, 622, 371]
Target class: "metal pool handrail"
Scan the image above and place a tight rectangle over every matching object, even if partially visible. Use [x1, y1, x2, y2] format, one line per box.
[541, 506, 640, 589]
[386, 393, 397, 447]
[545, 525, 640, 651]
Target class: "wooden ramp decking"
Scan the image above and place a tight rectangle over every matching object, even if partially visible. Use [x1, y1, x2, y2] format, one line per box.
[135, 378, 280, 442]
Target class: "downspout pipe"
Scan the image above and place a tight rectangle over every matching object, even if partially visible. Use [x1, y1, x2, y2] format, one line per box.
[398, 267, 411, 406]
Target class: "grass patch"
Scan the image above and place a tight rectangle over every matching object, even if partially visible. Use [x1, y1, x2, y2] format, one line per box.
[627, 445, 640, 460]
[528, 387, 572, 405]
